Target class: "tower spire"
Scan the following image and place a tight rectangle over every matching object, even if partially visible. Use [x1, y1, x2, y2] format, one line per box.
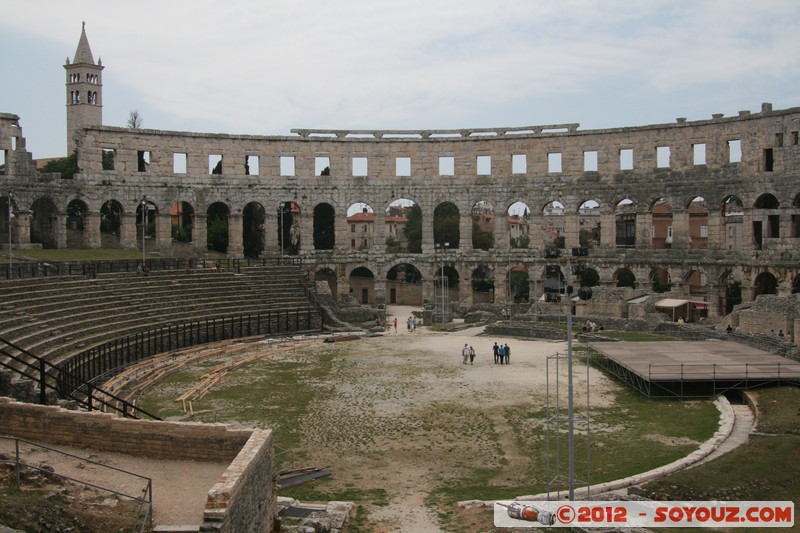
[73, 21, 95, 65]
[64, 23, 104, 153]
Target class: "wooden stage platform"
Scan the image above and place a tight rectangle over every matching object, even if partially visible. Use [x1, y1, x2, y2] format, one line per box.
[588, 340, 800, 398]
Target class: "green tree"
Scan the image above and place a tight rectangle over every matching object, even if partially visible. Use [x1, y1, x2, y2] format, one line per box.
[510, 234, 530, 249]
[472, 222, 494, 250]
[403, 203, 422, 253]
[100, 202, 120, 234]
[243, 205, 266, 258]
[40, 151, 79, 179]
[433, 202, 460, 248]
[726, 281, 742, 313]
[617, 269, 636, 288]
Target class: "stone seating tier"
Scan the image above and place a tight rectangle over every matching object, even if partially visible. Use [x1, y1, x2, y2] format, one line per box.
[0, 265, 321, 372]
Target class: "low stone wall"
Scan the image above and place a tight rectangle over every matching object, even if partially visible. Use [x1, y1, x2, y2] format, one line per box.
[202, 429, 276, 533]
[0, 398, 276, 531]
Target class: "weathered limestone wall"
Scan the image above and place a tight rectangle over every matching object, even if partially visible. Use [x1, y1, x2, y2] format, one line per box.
[203, 429, 275, 533]
[0, 398, 277, 532]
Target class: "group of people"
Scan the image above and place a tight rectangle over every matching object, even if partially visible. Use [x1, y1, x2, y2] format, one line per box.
[461, 343, 476, 364]
[581, 319, 601, 333]
[492, 342, 510, 364]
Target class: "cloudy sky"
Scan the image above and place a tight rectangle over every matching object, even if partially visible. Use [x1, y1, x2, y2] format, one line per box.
[2, 0, 799, 158]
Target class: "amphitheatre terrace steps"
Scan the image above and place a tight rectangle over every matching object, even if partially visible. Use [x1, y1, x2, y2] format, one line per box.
[0, 264, 321, 373]
[1, 292, 311, 361]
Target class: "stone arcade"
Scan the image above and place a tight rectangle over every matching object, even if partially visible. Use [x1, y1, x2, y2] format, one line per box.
[2, 25, 800, 318]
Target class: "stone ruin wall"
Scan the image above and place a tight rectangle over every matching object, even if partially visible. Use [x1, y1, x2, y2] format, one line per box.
[2, 104, 800, 312]
[0, 397, 277, 532]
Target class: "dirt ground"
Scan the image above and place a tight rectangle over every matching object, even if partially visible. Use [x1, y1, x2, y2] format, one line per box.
[0, 305, 623, 531]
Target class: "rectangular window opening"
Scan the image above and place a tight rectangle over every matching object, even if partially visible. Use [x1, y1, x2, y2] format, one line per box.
[352, 157, 368, 176]
[512, 154, 527, 174]
[0, 149, 5, 174]
[619, 148, 633, 170]
[656, 146, 671, 168]
[583, 150, 598, 172]
[693, 143, 707, 165]
[10, 137, 17, 151]
[209, 154, 223, 175]
[439, 156, 454, 176]
[396, 157, 411, 177]
[477, 155, 491, 175]
[137, 150, 151, 172]
[245, 155, 259, 176]
[792, 131, 799, 145]
[280, 156, 296, 176]
[764, 148, 774, 172]
[102, 148, 115, 171]
[173, 153, 187, 174]
[728, 139, 742, 163]
[548, 152, 562, 173]
[776, 133, 784, 147]
[315, 156, 331, 176]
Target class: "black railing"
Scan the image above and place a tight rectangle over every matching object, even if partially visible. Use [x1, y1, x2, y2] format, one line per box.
[1, 256, 305, 280]
[58, 310, 321, 398]
[0, 336, 160, 419]
[0, 436, 153, 532]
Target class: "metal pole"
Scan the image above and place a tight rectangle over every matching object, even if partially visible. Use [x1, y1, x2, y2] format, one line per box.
[141, 197, 146, 267]
[7, 191, 12, 278]
[567, 261, 575, 500]
[278, 205, 284, 263]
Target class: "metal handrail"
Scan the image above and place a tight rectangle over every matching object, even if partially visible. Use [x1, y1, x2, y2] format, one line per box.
[0, 336, 160, 420]
[0, 435, 153, 533]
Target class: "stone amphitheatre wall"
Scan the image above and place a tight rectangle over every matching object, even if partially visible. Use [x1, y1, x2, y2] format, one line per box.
[2, 103, 800, 315]
[0, 397, 276, 532]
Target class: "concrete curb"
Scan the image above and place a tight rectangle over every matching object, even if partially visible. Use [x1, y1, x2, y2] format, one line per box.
[458, 395, 734, 507]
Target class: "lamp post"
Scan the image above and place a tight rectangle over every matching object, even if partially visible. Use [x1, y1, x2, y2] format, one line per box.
[140, 196, 147, 268]
[435, 242, 449, 323]
[277, 205, 285, 264]
[7, 191, 13, 278]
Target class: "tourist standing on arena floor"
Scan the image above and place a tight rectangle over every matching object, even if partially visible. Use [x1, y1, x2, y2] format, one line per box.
[462, 343, 470, 365]
[493, 342, 499, 364]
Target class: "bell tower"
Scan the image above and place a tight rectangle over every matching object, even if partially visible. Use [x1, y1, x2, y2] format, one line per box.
[64, 22, 103, 153]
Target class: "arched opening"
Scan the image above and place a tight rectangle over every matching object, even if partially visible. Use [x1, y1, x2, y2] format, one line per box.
[433, 201, 459, 248]
[313, 203, 335, 250]
[136, 199, 158, 255]
[30, 198, 58, 248]
[579, 266, 600, 287]
[687, 196, 709, 249]
[793, 193, 800, 238]
[615, 198, 636, 248]
[386, 199, 420, 253]
[578, 200, 601, 248]
[471, 200, 494, 251]
[471, 265, 494, 304]
[685, 269, 707, 302]
[277, 201, 300, 255]
[542, 200, 565, 251]
[509, 266, 529, 303]
[718, 269, 742, 315]
[753, 193, 781, 248]
[170, 201, 194, 249]
[615, 268, 636, 289]
[316, 267, 338, 299]
[206, 202, 229, 254]
[753, 271, 778, 297]
[722, 195, 744, 251]
[346, 203, 374, 251]
[651, 197, 673, 249]
[386, 263, 423, 305]
[792, 274, 800, 294]
[508, 201, 531, 249]
[243, 202, 266, 258]
[349, 266, 375, 305]
[100, 199, 124, 248]
[651, 267, 671, 293]
[66, 199, 89, 248]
